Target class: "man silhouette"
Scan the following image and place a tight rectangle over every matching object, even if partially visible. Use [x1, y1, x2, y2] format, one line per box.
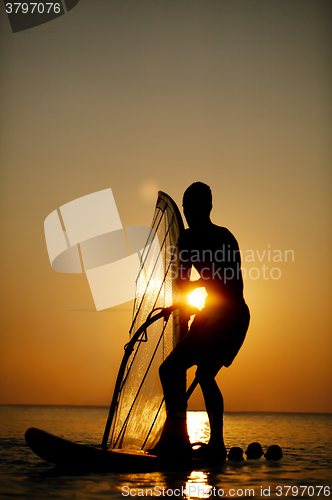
[152, 182, 250, 459]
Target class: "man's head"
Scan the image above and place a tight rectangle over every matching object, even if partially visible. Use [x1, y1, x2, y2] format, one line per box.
[182, 182, 212, 227]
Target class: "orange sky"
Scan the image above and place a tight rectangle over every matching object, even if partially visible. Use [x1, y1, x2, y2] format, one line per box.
[0, 0, 331, 413]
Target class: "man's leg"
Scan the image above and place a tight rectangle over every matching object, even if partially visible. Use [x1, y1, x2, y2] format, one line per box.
[158, 355, 190, 445]
[149, 338, 194, 455]
[197, 369, 226, 459]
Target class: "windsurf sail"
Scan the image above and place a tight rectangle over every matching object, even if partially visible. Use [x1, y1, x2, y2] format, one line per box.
[102, 192, 185, 451]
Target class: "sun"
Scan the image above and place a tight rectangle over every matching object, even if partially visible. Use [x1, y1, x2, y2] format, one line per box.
[188, 287, 207, 311]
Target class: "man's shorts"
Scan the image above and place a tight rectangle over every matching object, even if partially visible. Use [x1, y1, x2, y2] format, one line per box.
[170, 299, 250, 377]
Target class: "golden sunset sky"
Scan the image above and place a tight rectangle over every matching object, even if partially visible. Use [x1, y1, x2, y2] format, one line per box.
[0, 0, 331, 413]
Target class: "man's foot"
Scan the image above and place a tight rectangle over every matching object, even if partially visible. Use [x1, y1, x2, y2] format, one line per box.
[147, 414, 191, 459]
[148, 435, 192, 459]
[192, 442, 226, 461]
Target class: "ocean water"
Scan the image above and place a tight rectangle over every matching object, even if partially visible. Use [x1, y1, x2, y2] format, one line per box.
[0, 406, 331, 499]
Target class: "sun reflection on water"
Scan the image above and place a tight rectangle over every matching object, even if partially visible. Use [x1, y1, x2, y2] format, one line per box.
[187, 411, 210, 445]
[184, 471, 212, 499]
[184, 412, 212, 498]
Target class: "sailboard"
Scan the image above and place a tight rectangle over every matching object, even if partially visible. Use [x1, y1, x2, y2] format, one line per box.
[25, 191, 210, 472]
[101, 190, 186, 453]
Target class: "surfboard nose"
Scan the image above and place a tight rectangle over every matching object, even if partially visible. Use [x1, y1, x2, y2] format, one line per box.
[25, 427, 47, 455]
[25, 427, 40, 445]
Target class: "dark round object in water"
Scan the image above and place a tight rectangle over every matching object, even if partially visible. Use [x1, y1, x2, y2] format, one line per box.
[245, 442, 264, 459]
[227, 446, 244, 461]
[264, 445, 283, 461]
